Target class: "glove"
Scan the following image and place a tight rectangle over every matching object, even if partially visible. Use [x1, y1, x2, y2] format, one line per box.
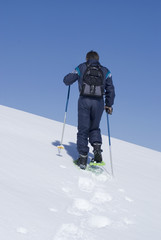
[104, 106, 113, 115]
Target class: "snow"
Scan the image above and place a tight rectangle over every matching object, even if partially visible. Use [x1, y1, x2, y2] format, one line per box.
[0, 105, 161, 240]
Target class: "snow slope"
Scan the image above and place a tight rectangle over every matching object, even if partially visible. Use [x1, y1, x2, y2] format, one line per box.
[0, 105, 161, 240]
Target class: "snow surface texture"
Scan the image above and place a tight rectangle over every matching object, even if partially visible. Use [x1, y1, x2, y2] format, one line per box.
[0, 105, 161, 240]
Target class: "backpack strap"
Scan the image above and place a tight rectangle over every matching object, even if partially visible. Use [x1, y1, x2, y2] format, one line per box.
[75, 66, 81, 76]
[106, 70, 112, 79]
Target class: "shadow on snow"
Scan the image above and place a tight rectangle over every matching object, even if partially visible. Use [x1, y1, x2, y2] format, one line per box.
[52, 140, 93, 164]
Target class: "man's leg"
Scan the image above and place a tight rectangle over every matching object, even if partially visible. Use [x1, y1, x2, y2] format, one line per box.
[76, 97, 91, 169]
[89, 98, 104, 145]
[89, 98, 104, 162]
[77, 97, 90, 155]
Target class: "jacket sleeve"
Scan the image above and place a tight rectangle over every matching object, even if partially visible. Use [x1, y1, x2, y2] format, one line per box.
[104, 71, 115, 107]
[63, 67, 80, 86]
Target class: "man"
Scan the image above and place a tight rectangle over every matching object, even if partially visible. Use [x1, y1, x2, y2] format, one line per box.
[63, 51, 115, 170]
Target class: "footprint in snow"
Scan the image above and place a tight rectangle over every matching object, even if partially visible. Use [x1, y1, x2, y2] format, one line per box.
[123, 217, 135, 225]
[67, 198, 93, 216]
[91, 191, 112, 204]
[49, 208, 58, 213]
[118, 189, 134, 202]
[118, 188, 126, 193]
[54, 223, 94, 240]
[124, 196, 134, 202]
[60, 165, 67, 169]
[87, 215, 112, 228]
[78, 177, 95, 193]
[16, 227, 28, 234]
[92, 173, 110, 182]
[53, 223, 82, 240]
[62, 186, 71, 194]
[113, 217, 135, 230]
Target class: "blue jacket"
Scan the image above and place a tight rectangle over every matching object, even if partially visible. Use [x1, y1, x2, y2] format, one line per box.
[63, 59, 115, 107]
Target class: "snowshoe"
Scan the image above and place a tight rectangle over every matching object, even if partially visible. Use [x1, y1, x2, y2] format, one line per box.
[89, 158, 105, 166]
[75, 154, 88, 170]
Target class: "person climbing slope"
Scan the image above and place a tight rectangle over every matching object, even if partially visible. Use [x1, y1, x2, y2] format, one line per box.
[63, 50, 115, 169]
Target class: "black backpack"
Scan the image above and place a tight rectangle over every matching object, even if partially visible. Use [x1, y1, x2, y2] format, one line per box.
[81, 63, 104, 97]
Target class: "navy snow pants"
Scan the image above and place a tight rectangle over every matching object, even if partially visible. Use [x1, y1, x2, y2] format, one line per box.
[77, 96, 104, 155]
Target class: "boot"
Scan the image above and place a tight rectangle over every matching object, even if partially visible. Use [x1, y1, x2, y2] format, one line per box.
[93, 143, 102, 163]
[77, 154, 88, 170]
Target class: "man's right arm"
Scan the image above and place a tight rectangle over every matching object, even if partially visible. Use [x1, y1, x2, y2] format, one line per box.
[63, 68, 80, 86]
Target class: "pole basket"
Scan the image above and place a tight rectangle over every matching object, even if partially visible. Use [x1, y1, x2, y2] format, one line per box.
[57, 145, 64, 150]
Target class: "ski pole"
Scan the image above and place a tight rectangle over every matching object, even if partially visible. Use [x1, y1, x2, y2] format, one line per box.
[57, 85, 70, 153]
[106, 112, 114, 177]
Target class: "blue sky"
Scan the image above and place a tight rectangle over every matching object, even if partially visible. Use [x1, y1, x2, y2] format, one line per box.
[0, 0, 161, 152]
